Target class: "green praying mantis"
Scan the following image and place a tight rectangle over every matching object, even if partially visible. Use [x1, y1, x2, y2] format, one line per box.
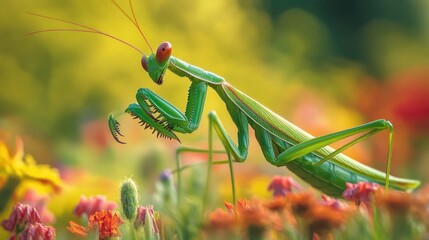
[29, 1, 420, 200]
[113, 42, 420, 197]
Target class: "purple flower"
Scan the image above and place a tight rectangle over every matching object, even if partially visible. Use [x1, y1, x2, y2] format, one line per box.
[159, 170, 172, 182]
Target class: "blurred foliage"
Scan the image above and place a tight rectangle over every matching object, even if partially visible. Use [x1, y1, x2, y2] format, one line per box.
[263, 0, 427, 76]
[1, 0, 429, 237]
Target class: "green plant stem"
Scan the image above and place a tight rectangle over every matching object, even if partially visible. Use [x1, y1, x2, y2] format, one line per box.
[0, 177, 20, 212]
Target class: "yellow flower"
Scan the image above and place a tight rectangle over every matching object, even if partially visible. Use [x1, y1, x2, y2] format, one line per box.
[0, 137, 62, 192]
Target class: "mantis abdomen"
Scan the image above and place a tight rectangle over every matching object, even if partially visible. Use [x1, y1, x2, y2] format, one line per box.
[214, 82, 420, 196]
[286, 153, 387, 197]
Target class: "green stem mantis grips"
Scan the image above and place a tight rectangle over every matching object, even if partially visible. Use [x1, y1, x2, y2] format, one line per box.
[29, 1, 420, 200]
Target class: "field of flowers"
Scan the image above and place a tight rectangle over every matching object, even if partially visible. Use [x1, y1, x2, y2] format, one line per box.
[1, 137, 429, 239]
[1, 0, 429, 239]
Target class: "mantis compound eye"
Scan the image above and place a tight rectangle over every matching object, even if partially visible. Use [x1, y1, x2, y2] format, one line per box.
[155, 42, 172, 64]
[141, 56, 148, 72]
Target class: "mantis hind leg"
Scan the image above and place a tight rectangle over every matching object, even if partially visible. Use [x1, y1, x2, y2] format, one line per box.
[275, 119, 394, 190]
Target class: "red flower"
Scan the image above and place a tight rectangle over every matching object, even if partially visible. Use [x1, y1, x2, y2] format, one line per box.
[342, 182, 381, 206]
[21, 222, 56, 240]
[267, 176, 301, 197]
[2, 203, 42, 232]
[74, 195, 117, 217]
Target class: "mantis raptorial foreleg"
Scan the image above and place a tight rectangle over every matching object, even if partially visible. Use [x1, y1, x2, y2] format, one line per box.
[127, 81, 208, 135]
[132, 84, 243, 205]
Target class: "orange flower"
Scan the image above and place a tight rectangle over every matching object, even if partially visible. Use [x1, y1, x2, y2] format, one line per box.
[287, 192, 318, 216]
[67, 221, 88, 238]
[206, 199, 283, 238]
[263, 196, 287, 212]
[412, 185, 429, 228]
[207, 208, 237, 231]
[375, 190, 413, 215]
[304, 205, 349, 237]
[236, 199, 275, 228]
[68, 210, 124, 240]
[89, 210, 124, 239]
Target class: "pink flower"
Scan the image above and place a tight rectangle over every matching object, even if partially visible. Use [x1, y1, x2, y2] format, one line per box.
[74, 195, 117, 217]
[21, 189, 55, 224]
[320, 194, 348, 210]
[267, 176, 301, 197]
[2, 203, 42, 232]
[134, 205, 159, 233]
[21, 222, 56, 240]
[342, 182, 381, 206]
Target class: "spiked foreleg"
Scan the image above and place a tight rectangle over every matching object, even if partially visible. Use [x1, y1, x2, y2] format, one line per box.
[182, 81, 208, 132]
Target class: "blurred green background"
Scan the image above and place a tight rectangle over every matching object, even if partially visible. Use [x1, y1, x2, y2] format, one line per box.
[1, 0, 429, 236]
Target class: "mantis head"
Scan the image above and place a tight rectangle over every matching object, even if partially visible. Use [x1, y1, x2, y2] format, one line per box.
[141, 42, 172, 85]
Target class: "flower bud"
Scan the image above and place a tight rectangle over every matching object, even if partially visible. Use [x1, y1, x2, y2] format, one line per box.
[120, 178, 139, 220]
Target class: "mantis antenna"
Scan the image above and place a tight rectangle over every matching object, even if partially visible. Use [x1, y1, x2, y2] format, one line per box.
[111, 0, 154, 53]
[26, 12, 144, 56]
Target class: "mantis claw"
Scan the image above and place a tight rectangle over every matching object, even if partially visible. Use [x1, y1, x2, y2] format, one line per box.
[108, 115, 126, 144]
[126, 103, 180, 142]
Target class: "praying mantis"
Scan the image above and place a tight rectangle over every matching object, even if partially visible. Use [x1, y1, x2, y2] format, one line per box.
[112, 41, 420, 198]
[29, 1, 420, 200]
